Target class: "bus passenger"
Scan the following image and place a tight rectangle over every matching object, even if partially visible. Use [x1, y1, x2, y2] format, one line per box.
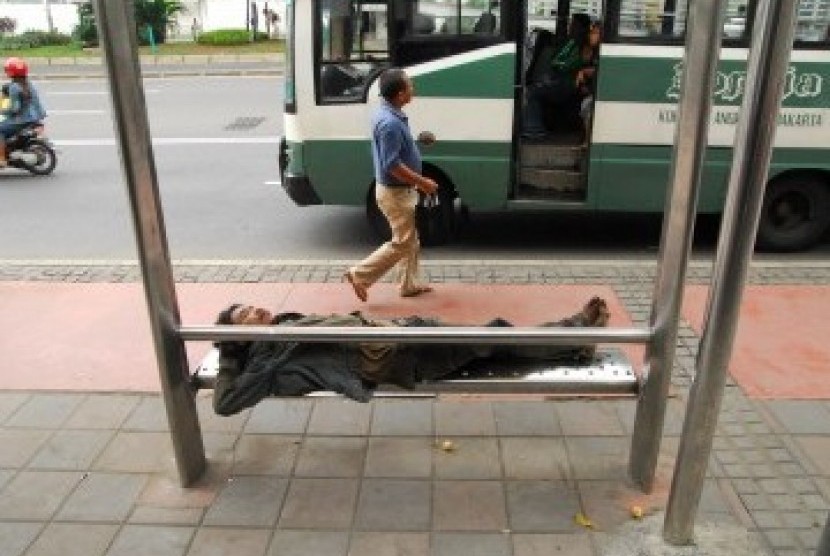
[577, 20, 602, 142]
[523, 13, 593, 138]
[210, 297, 610, 415]
[344, 68, 438, 302]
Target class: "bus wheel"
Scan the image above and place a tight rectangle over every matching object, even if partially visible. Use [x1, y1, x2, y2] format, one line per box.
[756, 174, 830, 252]
[416, 186, 455, 246]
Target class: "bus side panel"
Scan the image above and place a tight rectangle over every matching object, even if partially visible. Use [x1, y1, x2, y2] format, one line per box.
[304, 140, 375, 205]
[423, 141, 511, 209]
[594, 145, 729, 213]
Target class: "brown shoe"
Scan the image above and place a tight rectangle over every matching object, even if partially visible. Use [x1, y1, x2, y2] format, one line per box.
[343, 271, 367, 302]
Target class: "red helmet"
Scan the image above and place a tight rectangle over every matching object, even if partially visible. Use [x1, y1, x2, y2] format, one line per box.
[4, 57, 28, 78]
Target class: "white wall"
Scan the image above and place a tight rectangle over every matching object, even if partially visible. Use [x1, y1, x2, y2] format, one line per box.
[0, 0, 287, 38]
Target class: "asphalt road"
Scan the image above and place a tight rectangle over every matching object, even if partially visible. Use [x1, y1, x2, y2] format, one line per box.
[0, 75, 826, 263]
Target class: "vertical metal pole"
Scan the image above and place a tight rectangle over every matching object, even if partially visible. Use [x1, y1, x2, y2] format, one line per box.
[628, 0, 727, 491]
[818, 512, 830, 556]
[664, 0, 798, 544]
[93, 0, 206, 486]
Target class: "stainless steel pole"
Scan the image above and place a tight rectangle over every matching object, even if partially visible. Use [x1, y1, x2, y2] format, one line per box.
[93, 0, 206, 486]
[818, 513, 830, 556]
[664, 0, 799, 544]
[628, 0, 727, 491]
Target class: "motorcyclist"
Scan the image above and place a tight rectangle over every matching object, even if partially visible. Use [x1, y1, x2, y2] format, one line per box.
[0, 57, 47, 168]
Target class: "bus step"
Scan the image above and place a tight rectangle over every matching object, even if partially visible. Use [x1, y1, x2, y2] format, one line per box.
[521, 144, 586, 170]
[192, 348, 638, 396]
[520, 168, 585, 192]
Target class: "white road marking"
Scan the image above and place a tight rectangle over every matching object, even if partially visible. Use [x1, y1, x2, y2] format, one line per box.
[54, 137, 280, 146]
[46, 89, 160, 95]
[264, 181, 282, 186]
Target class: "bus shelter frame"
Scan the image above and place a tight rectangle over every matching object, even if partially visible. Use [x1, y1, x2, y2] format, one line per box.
[92, 0, 798, 544]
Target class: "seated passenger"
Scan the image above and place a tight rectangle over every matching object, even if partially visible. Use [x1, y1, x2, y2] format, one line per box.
[577, 20, 602, 142]
[210, 298, 610, 415]
[523, 13, 594, 138]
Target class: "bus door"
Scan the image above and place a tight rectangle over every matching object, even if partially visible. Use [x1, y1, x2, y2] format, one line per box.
[515, 0, 603, 205]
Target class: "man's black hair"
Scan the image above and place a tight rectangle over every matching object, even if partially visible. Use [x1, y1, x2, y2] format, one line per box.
[569, 13, 592, 44]
[379, 68, 408, 102]
[215, 303, 242, 325]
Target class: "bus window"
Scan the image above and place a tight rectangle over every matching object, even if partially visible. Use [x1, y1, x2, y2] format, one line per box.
[317, 0, 390, 103]
[617, 0, 688, 38]
[795, 0, 830, 43]
[401, 0, 502, 36]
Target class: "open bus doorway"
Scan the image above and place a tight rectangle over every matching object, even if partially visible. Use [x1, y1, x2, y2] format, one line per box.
[515, 0, 603, 203]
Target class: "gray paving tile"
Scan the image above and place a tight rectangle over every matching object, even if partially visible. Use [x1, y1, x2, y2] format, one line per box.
[355, 479, 430, 531]
[0, 522, 41, 556]
[432, 533, 511, 556]
[506, 481, 581, 532]
[106, 525, 193, 556]
[370, 400, 433, 436]
[195, 396, 250, 433]
[186, 527, 270, 556]
[4, 394, 84, 429]
[565, 437, 628, 480]
[28, 430, 113, 470]
[244, 399, 311, 434]
[501, 438, 570, 480]
[0, 392, 30, 424]
[348, 532, 429, 556]
[434, 401, 496, 436]
[279, 478, 358, 529]
[93, 432, 174, 473]
[512, 533, 594, 556]
[615, 398, 686, 436]
[57, 472, 148, 521]
[764, 401, 830, 434]
[203, 476, 287, 527]
[306, 400, 372, 435]
[0, 429, 51, 467]
[365, 437, 431, 478]
[793, 436, 830, 475]
[0, 471, 12, 492]
[23, 523, 118, 556]
[493, 401, 561, 436]
[231, 435, 300, 475]
[434, 437, 501, 479]
[0, 471, 82, 520]
[137, 464, 227, 511]
[555, 401, 625, 436]
[122, 397, 169, 431]
[64, 395, 140, 430]
[201, 432, 238, 467]
[432, 480, 507, 531]
[295, 437, 366, 477]
[578, 480, 663, 532]
[129, 507, 204, 525]
[266, 531, 348, 556]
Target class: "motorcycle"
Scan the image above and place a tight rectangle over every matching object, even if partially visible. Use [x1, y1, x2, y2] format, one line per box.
[3, 123, 57, 175]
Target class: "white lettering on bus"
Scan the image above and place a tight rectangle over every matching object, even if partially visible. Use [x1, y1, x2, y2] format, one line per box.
[666, 64, 823, 102]
[656, 108, 823, 128]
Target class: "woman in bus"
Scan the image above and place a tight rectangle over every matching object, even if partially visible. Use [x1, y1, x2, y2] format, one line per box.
[576, 19, 602, 142]
[0, 57, 47, 168]
[523, 13, 593, 138]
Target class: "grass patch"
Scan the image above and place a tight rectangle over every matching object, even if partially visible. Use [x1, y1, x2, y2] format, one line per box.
[0, 39, 284, 58]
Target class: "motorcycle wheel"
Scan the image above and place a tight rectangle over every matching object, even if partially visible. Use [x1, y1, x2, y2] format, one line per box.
[23, 140, 57, 175]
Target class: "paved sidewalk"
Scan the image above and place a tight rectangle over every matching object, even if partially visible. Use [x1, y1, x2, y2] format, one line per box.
[0, 260, 829, 555]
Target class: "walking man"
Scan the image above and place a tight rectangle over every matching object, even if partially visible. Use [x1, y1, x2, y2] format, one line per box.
[345, 68, 438, 302]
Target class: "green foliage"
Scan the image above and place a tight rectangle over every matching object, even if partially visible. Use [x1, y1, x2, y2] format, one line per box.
[0, 30, 73, 51]
[72, 1, 97, 47]
[134, 0, 184, 44]
[196, 29, 267, 46]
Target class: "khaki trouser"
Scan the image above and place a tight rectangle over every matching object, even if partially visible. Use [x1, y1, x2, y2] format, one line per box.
[351, 184, 423, 294]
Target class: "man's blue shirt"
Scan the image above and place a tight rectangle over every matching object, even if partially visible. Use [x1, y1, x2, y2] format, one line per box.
[371, 100, 422, 186]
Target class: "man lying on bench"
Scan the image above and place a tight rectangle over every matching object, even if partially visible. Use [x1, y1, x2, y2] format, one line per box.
[211, 298, 610, 416]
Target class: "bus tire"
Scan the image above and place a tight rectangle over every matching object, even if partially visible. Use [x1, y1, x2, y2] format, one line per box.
[756, 174, 830, 252]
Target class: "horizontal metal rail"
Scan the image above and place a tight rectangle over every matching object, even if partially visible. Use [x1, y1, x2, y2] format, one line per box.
[178, 325, 653, 344]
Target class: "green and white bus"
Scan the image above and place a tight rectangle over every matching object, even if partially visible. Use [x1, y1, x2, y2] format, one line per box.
[278, 0, 830, 251]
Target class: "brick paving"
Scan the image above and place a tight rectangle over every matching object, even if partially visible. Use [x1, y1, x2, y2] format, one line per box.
[0, 260, 829, 555]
